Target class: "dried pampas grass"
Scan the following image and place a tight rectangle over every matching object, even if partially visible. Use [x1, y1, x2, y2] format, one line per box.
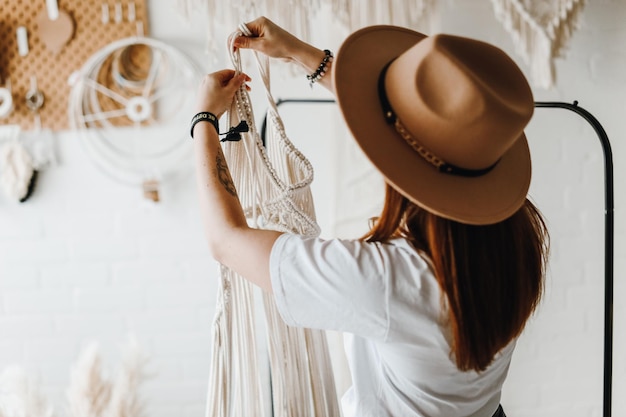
[0, 338, 148, 417]
[66, 339, 148, 417]
[104, 338, 149, 417]
[66, 342, 112, 417]
[0, 365, 54, 417]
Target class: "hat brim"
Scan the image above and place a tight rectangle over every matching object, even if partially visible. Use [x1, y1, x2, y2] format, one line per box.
[333, 25, 531, 225]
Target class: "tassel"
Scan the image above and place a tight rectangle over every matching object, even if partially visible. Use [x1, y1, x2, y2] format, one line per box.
[220, 120, 249, 142]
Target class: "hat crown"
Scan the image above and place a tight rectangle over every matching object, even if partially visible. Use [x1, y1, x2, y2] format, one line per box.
[386, 34, 534, 170]
[333, 25, 533, 224]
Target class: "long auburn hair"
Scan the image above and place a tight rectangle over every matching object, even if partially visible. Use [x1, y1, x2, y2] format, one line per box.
[362, 184, 549, 372]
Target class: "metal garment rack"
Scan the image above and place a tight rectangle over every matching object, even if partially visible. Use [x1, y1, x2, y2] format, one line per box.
[262, 98, 615, 417]
[534, 101, 614, 417]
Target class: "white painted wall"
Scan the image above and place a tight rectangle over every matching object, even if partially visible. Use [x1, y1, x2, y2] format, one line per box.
[0, 1, 624, 416]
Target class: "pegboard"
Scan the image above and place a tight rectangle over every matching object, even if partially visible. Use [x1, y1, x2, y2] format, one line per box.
[0, 0, 149, 131]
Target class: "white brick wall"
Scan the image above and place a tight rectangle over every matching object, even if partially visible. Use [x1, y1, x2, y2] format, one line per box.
[0, 1, 623, 416]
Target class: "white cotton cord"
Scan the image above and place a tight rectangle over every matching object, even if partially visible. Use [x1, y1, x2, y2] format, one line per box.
[227, 30, 262, 228]
[227, 30, 244, 77]
[238, 22, 252, 37]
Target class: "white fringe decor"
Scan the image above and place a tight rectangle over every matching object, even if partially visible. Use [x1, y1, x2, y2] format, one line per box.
[176, 0, 586, 89]
[490, 0, 586, 88]
[329, 0, 438, 32]
[175, 0, 438, 58]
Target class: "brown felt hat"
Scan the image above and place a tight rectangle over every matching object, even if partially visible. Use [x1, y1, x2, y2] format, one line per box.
[333, 26, 534, 225]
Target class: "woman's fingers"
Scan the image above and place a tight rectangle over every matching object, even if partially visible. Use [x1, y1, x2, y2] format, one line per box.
[195, 71, 251, 116]
[234, 35, 256, 50]
[242, 16, 268, 37]
[211, 69, 236, 84]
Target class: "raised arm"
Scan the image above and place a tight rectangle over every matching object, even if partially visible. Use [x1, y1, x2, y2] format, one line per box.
[234, 16, 336, 93]
[192, 70, 282, 292]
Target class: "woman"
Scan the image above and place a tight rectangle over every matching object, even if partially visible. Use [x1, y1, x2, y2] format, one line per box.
[191, 17, 549, 417]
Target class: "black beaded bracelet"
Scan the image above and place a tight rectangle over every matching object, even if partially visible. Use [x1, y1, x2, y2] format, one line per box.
[190, 112, 219, 139]
[306, 49, 333, 87]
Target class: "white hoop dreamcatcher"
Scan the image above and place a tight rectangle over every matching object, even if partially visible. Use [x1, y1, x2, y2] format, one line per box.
[68, 36, 202, 200]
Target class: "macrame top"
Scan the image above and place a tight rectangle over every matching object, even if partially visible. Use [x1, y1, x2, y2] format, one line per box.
[204, 28, 339, 417]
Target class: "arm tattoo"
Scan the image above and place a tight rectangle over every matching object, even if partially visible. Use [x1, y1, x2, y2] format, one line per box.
[215, 150, 238, 197]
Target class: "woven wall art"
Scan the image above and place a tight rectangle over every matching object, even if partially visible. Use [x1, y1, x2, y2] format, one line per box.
[175, 0, 586, 88]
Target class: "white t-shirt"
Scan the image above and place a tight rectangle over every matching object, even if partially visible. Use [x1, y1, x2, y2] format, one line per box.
[270, 233, 514, 417]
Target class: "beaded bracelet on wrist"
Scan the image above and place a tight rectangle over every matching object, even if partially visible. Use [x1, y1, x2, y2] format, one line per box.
[306, 49, 333, 87]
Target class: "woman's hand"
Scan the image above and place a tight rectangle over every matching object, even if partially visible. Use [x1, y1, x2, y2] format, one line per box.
[234, 16, 336, 93]
[195, 70, 250, 118]
[233, 16, 306, 62]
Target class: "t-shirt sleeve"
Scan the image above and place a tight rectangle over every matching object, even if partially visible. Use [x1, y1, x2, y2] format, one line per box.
[269, 233, 393, 341]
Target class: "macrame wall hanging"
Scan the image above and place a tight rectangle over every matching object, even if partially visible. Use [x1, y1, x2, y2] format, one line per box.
[175, 0, 438, 55]
[490, 0, 586, 88]
[204, 29, 340, 417]
[176, 0, 585, 89]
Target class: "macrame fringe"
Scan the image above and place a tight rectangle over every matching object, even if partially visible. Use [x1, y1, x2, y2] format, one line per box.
[177, 0, 585, 88]
[175, 0, 438, 53]
[206, 267, 265, 417]
[331, 0, 438, 32]
[491, 0, 586, 89]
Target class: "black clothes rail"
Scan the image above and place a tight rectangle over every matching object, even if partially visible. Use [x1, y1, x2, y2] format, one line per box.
[534, 101, 614, 417]
[261, 99, 615, 417]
